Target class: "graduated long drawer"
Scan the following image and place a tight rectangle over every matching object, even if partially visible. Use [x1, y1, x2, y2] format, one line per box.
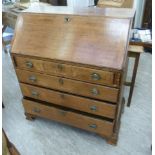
[20, 83, 117, 119]
[23, 99, 114, 137]
[16, 69, 119, 102]
[13, 55, 121, 87]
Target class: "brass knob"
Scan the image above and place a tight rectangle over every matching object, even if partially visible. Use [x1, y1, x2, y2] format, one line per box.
[89, 124, 97, 129]
[31, 91, 39, 97]
[33, 108, 41, 113]
[57, 64, 63, 71]
[64, 17, 71, 23]
[29, 76, 37, 82]
[91, 73, 101, 81]
[91, 88, 99, 96]
[90, 105, 97, 111]
[59, 78, 64, 85]
[26, 61, 33, 68]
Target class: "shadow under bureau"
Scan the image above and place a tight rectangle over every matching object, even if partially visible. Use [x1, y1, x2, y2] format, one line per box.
[11, 7, 134, 145]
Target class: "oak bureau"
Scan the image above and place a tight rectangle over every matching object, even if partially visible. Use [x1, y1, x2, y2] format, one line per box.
[11, 7, 135, 145]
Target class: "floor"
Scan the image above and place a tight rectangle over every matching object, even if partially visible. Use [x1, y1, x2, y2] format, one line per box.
[2, 49, 152, 155]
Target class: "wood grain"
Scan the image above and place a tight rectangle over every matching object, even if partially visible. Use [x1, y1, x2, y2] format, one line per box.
[22, 6, 135, 18]
[23, 99, 114, 137]
[16, 69, 119, 102]
[14, 55, 120, 87]
[10, 8, 134, 144]
[20, 83, 117, 118]
[12, 11, 132, 70]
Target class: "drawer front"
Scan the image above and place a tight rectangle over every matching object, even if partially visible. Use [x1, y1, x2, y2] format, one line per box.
[14, 56, 120, 87]
[23, 99, 114, 137]
[14, 56, 44, 72]
[44, 62, 116, 86]
[20, 83, 117, 118]
[16, 69, 119, 102]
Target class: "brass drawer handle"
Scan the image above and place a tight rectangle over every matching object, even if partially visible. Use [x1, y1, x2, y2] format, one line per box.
[59, 78, 64, 85]
[29, 76, 37, 82]
[26, 61, 33, 68]
[90, 105, 97, 111]
[58, 110, 67, 116]
[57, 64, 63, 71]
[33, 108, 41, 113]
[31, 91, 39, 97]
[91, 88, 99, 96]
[64, 17, 71, 23]
[91, 73, 101, 81]
[89, 124, 97, 129]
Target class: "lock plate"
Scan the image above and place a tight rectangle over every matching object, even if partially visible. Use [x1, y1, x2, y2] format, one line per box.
[29, 76, 37, 82]
[91, 88, 99, 95]
[26, 61, 33, 68]
[89, 124, 97, 129]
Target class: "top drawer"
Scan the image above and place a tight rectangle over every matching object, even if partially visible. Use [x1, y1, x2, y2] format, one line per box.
[13, 55, 121, 87]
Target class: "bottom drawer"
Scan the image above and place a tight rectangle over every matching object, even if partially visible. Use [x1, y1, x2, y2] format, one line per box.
[23, 99, 114, 137]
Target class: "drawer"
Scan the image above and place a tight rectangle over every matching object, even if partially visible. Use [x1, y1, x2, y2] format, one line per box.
[14, 56, 44, 72]
[23, 99, 114, 137]
[44, 62, 117, 87]
[20, 83, 117, 118]
[16, 69, 119, 102]
[13, 56, 120, 87]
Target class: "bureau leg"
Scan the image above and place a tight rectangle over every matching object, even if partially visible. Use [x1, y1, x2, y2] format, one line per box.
[99, 133, 118, 145]
[106, 118, 121, 145]
[25, 113, 36, 121]
[106, 133, 118, 145]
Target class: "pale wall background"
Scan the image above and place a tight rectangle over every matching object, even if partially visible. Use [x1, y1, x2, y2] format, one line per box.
[67, 0, 146, 28]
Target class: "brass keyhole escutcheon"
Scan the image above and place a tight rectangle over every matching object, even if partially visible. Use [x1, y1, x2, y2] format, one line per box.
[57, 64, 63, 71]
[59, 78, 64, 85]
[31, 91, 39, 97]
[91, 88, 99, 96]
[29, 76, 37, 82]
[26, 61, 33, 68]
[89, 124, 97, 129]
[64, 17, 71, 23]
[90, 105, 97, 111]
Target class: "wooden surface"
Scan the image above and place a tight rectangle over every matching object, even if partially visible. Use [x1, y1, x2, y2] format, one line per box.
[97, 0, 125, 7]
[97, 0, 134, 8]
[16, 69, 119, 102]
[3, 45, 152, 153]
[128, 45, 144, 53]
[14, 55, 120, 87]
[142, 0, 152, 29]
[11, 9, 134, 70]
[23, 99, 114, 137]
[11, 8, 133, 145]
[126, 45, 144, 107]
[130, 41, 152, 49]
[23, 6, 135, 18]
[20, 83, 117, 118]
[2, 129, 20, 155]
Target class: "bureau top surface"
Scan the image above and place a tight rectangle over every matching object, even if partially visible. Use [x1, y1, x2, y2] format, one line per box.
[11, 7, 134, 70]
[23, 6, 135, 19]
